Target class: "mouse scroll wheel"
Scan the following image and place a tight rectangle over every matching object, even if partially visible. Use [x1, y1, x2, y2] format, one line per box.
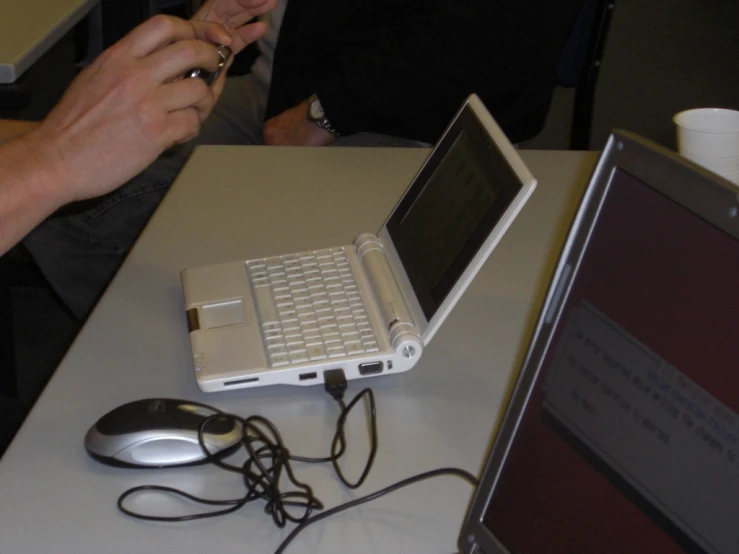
[177, 405, 218, 418]
[175, 405, 237, 436]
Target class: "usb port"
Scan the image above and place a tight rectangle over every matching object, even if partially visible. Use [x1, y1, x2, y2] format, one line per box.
[358, 361, 383, 376]
[299, 372, 318, 381]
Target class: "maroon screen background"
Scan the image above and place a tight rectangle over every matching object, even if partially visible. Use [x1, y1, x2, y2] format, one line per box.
[483, 169, 739, 553]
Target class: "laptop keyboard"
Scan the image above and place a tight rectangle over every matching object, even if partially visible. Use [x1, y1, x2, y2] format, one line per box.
[246, 247, 380, 367]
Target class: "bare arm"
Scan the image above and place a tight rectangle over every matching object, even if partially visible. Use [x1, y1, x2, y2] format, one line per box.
[0, 132, 66, 253]
[0, 14, 266, 255]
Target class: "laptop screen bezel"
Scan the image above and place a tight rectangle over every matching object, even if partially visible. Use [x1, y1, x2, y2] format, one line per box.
[457, 130, 739, 554]
[384, 104, 525, 322]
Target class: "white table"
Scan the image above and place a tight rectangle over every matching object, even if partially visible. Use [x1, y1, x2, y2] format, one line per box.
[0, 146, 596, 553]
[0, 0, 100, 83]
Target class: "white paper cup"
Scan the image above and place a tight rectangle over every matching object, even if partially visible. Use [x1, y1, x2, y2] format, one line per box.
[684, 153, 739, 170]
[683, 152, 739, 185]
[674, 108, 739, 158]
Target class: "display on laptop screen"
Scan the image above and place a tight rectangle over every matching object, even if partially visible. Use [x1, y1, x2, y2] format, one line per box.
[388, 122, 522, 320]
[401, 131, 499, 293]
[482, 168, 739, 553]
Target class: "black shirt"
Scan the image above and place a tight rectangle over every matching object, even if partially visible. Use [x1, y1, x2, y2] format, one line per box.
[265, 0, 584, 144]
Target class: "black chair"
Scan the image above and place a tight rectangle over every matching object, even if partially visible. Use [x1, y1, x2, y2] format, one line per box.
[556, 0, 617, 150]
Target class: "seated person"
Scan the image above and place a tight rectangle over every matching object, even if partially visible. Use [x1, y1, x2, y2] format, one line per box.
[0, 12, 270, 255]
[0, 6, 271, 453]
[23, 0, 584, 320]
[0, 0, 273, 255]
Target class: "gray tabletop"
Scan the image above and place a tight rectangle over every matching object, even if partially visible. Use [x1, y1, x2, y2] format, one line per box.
[0, 146, 596, 553]
[0, 0, 99, 83]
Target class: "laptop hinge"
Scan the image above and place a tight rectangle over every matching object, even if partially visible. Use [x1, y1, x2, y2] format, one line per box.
[354, 233, 423, 360]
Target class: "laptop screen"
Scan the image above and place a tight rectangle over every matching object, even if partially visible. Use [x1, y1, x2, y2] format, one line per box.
[386, 106, 524, 321]
[481, 167, 739, 553]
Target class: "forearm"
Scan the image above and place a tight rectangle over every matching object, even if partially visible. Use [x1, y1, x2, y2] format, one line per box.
[0, 119, 41, 146]
[0, 133, 67, 255]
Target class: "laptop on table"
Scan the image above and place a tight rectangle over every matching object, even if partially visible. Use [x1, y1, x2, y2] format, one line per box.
[181, 94, 536, 392]
[458, 130, 739, 553]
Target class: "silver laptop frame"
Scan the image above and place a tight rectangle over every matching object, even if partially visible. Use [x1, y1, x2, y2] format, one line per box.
[457, 130, 739, 554]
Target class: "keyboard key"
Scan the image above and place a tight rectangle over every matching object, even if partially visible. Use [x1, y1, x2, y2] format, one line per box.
[248, 247, 380, 368]
[307, 345, 327, 360]
[253, 285, 279, 325]
[345, 342, 365, 356]
[270, 353, 290, 367]
[268, 345, 288, 357]
[327, 346, 346, 358]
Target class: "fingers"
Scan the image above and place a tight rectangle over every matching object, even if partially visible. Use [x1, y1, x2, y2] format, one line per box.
[221, 0, 277, 28]
[157, 78, 216, 122]
[117, 15, 200, 58]
[247, 0, 278, 16]
[232, 21, 267, 52]
[117, 16, 233, 60]
[190, 19, 234, 47]
[210, 54, 235, 98]
[164, 108, 203, 146]
[145, 38, 224, 84]
[195, 0, 277, 32]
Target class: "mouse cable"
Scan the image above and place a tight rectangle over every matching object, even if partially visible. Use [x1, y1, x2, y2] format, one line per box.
[116, 371, 479, 552]
[118, 369, 377, 528]
[272, 466, 478, 554]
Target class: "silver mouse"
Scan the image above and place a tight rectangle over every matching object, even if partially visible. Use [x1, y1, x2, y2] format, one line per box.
[84, 398, 242, 468]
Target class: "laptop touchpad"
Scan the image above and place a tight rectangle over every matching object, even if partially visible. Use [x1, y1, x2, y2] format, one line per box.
[201, 300, 246, 329]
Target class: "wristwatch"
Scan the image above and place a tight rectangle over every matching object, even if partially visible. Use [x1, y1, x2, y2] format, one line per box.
[306, 94, 340, 136]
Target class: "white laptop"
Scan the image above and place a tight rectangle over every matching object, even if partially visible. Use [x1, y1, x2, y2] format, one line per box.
[181, 94, 536, 393]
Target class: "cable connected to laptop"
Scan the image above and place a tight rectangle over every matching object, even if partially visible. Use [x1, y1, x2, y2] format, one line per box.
[116, 369, 478, 553]
[273, 466, 478, 553]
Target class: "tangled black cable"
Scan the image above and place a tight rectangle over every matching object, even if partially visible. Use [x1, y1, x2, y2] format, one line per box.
[116, 374, 478, 553]
[118, 381, 377, 527]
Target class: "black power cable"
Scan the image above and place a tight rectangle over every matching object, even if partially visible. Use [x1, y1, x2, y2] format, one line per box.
[115, 369, 478, 553]
[273, 467, 478, 554]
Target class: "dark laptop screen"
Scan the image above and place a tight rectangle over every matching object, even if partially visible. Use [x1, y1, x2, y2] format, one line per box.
[386, 107, 523, 321]
[482, 168, 739, 553]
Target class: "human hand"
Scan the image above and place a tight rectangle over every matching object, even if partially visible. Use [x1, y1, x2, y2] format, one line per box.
[28, 15, 234, 204]
[195, 0, 275, 52]
[263, 101, 336, 146]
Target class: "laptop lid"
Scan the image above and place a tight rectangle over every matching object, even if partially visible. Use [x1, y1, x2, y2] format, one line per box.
[459, 130, 739, 554]
[376, 94, 536, 344]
